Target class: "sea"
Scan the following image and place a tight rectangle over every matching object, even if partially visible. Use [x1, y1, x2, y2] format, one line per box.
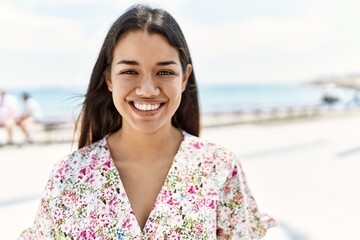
[7, 83, 358, 118]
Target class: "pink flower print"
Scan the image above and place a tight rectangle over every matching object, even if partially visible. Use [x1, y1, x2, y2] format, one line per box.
[163, 189, 172, 198]
[167, 197, 175, 205]
[231, 168, 238, 177]
[79, 147, 90, 155]
[224, 185, 231, 194]
[102, 187, 116, 200]
[195, 222, 202, 237]
[98, 213, 111, 228]
[89, 213, 98, 231]
[61, 192, 73, 207]
[194, 204, 200, 213]
[204, 157, 214, 164]
[69, 226, 81, 238]
[90, 211, 96, 220]
[55, 167, 64, 178]
[54, 168, 65, 183]
[206, 187, 218, 196]
[162, 189, 177, 205]
[89, 154, 98, 169]
[167, 230, 180, 239]
[184, 176, 191, 183]
[53, 208, 65, 222]
[187, 185, 199, 194]
[79, 167, 87, 179]
[188, 186, 195, 194]
[85, 173, 95, 184]
[225, 162, 233, 171]
[78, 229, 89, 240]
[234, 193, 243, 202]
[48, 181, 55, 192]
[193, 142, 202, 149]
[75, 195, 87, 209]
[208, 200, 215, 209]
[122, 218, 132, 229]
[102, 161, 111, 171]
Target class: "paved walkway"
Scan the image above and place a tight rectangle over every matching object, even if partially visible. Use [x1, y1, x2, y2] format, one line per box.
[2, 114, 359, 239]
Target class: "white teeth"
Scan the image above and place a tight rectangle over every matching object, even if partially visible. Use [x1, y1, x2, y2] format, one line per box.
[133, 102, 161, 111]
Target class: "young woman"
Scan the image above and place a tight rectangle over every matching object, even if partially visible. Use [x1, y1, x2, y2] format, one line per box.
[19, 4, 274, 239]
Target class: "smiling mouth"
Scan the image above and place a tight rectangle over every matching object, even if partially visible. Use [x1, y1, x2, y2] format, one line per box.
[132, 102, 163, 111]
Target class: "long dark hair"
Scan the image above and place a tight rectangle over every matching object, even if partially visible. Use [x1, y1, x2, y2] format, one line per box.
[77, 4, 200, 148]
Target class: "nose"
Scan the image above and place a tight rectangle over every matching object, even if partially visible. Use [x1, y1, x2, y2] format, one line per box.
[135, 75, 160, 97]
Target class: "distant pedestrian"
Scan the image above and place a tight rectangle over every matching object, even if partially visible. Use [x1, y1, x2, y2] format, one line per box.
[0, 89, 19, 144]
[16, 92, 43, 143]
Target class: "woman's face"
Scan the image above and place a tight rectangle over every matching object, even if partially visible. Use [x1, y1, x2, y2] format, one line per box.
[105, 30, 192, 135]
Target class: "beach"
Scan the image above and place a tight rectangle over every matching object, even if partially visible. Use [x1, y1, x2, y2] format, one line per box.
[1, 112, 359, 239]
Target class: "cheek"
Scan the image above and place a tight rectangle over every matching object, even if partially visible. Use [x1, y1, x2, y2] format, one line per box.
[110, 81, 130, 106]
[165, 84, 183, 105]
[167, 79, 183, 95]
[111, 79, 132, 95]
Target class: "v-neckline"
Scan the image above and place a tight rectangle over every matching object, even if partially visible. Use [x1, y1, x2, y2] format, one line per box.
[105, 131, 187, 234]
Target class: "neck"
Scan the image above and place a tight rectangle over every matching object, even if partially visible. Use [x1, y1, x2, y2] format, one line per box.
[109, 123, 182, 163]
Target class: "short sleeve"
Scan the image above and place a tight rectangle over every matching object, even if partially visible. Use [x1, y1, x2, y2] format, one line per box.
[17, 170, 56, 240]
[216, 158, 275, 239]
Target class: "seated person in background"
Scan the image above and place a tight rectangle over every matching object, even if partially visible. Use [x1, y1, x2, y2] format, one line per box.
[0, 89, 19, 144]
[16, 92, 43, 143]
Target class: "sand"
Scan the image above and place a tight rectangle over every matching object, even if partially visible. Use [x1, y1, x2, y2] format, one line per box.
[1, 113, 359, 239]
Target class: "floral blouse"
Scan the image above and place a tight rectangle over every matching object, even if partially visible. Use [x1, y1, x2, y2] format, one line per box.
[19, 131, 275, 239]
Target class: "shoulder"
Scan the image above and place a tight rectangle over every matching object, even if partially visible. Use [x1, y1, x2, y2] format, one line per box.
[181, 131, 238, 178]
[70, 137, 109, 159]
[50, 138, 111, 185]
[182, 131, 237, 161]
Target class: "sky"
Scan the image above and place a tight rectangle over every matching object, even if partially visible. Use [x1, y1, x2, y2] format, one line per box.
[1, 0, 360, 88]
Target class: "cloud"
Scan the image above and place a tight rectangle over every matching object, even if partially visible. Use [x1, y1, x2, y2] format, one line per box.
[0, 0, 191, 54]
[0, 1, 108, 88]
[0, 2, 101, 54]
[1, 0, 359, 87]
[0, 0, 192, 88]
[178, 1, 360, 83]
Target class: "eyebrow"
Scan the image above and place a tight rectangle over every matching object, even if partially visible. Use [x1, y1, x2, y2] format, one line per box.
[116, 60, 138, 65]
[156, 60, 178, 66]
[116, 60, 178, 66]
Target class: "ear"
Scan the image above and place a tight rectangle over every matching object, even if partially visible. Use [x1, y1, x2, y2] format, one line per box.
[182, 64, 192, 92]
[104, 70, 113, 92]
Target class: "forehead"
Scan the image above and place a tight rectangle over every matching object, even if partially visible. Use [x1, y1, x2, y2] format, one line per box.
[112, 30, 180, 63]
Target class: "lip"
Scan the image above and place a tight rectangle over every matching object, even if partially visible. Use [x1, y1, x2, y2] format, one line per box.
[128, 101, 165, 117]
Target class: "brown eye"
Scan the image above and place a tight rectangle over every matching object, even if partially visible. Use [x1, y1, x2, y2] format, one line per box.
[120, 70, 138, 75]
[157, 70, 173, 76]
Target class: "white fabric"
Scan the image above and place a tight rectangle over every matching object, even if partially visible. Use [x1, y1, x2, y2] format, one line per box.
[0, 93, 20, 123]
[24, 98, 43, 121]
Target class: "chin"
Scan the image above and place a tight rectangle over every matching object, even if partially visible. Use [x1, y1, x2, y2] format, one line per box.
[128, 121, 170, 135]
